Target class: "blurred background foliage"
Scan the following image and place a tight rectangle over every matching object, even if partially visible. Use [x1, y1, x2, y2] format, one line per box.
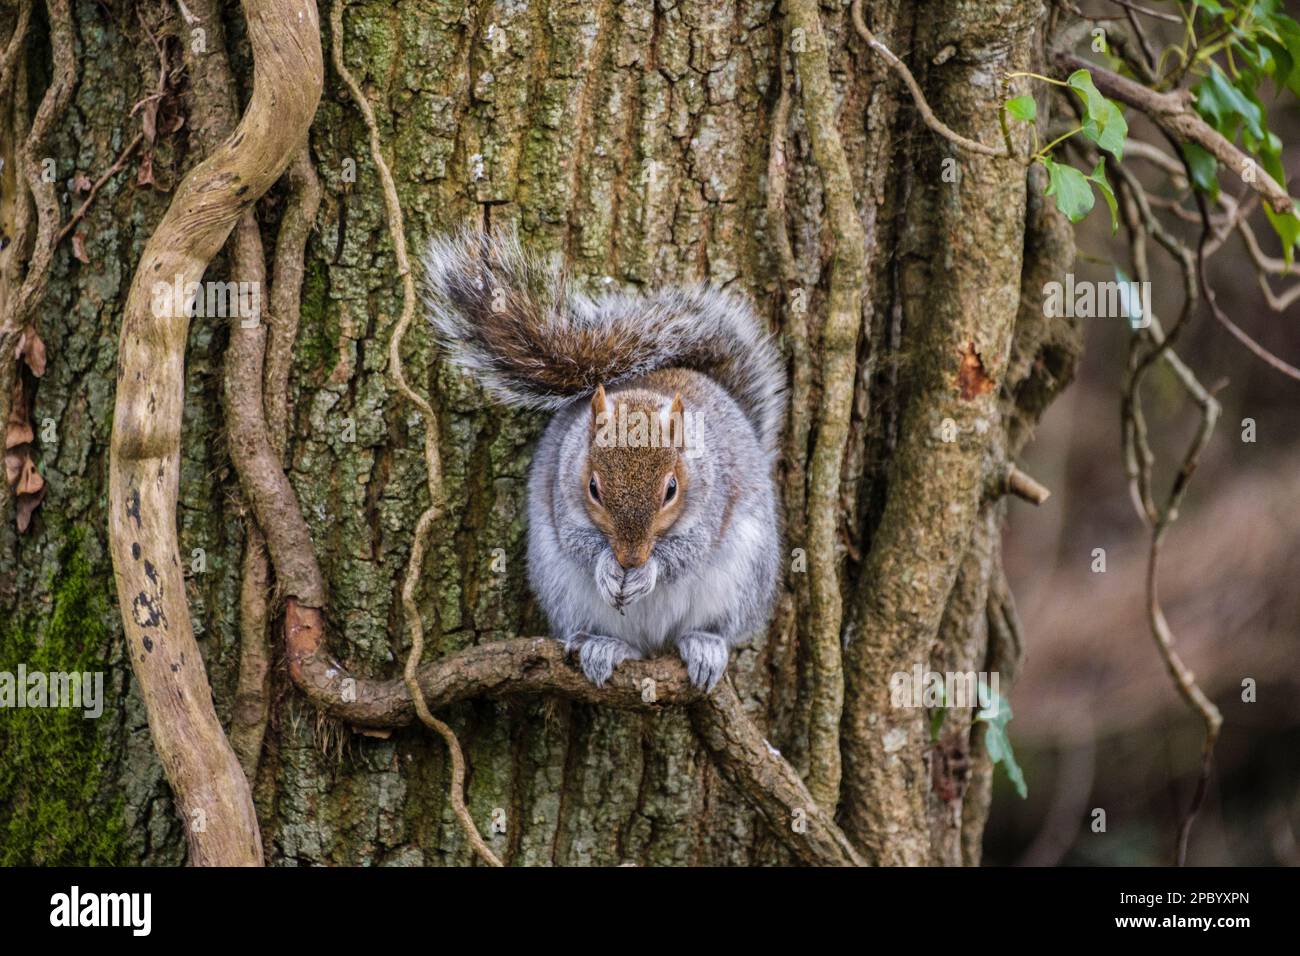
[992, 0, 1300, 866]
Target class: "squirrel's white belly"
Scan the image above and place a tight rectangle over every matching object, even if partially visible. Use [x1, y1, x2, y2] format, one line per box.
[547, 514, 764, 656]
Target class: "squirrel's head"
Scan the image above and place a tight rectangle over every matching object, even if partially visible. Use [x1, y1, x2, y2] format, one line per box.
[582, 384, 688, 569]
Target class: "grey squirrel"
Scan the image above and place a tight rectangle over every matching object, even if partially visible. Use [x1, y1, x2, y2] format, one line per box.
[421, 227, 785, 691]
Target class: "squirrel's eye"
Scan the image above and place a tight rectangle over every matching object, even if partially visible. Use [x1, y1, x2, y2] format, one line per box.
[663, 474, 677, 505]
[588, 475, 602, 504]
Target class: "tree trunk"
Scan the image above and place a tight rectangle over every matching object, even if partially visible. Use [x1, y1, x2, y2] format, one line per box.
[0, 0, 1075, 865]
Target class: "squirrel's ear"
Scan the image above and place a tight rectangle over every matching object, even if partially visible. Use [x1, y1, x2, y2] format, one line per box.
[591, 384, 608, 421]
[666, 392, 684, 449]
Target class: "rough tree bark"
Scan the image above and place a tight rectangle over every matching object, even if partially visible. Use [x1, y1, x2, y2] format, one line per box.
[0, 0, 1077, 866]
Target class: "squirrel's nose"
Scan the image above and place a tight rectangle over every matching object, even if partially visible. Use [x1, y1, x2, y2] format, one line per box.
[615, 544, 651, 570]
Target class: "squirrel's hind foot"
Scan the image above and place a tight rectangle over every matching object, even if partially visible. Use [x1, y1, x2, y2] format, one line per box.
[676, 631, 729, 692]
[564, 632, 642, 687]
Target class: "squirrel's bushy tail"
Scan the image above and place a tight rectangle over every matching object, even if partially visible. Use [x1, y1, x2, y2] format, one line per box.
[422, 226, 786, 451]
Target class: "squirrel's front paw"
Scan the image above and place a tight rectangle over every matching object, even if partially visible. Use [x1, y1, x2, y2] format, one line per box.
[675, 631, 729, 692]
[564, 632, 642, 687]
[594, 551, 659, 612]
[593, 551, 624, 610]
[618, 559, 657, 608]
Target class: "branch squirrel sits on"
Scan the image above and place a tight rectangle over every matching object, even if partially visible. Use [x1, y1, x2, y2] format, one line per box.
[422, 227, 786, 691]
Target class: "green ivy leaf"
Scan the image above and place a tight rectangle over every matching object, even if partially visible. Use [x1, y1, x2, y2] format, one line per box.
[1193, 0, 1227, 14]
[1182, 143, 1221, 200]
[1087, 160, 1119, 235]
[1256, 0, 1289, 34]
[977, 694, 1027, 799]
[1068, 68, 1127, 160]
[1004, 94, 1037, 123]
[1275, 14, 1300, 93]
[1279, 18, 1300, 98]
[1066, 70, 1109, 122]
[1042, 156, 1095, 223]
[1257, 129, 1285, 186]
[1244, 39, 1271, 74]
[1247, 132, 1300, 262]
[1262, 36, 1295, 88]
[1264, 201, 1300, 268]
[1194, 64, 1264, 141]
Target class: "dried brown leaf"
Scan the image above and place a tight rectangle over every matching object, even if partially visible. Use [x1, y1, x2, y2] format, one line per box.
[141, 97, 159, 143]
[15, 456, 43, 495]
[17, 326, 46, 376]
[4, 449, 22, 486]
[16, 486, 45, 533]
[5, 420, 34, 450]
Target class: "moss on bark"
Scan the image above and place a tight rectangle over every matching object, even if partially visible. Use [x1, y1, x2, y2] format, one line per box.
[0, 528, 127, 864]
